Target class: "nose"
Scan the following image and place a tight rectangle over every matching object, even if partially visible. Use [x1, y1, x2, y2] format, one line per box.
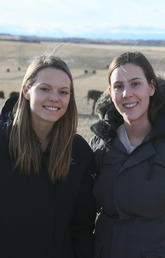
[49, 92, 59, 101]
[122, 86, 132, 98]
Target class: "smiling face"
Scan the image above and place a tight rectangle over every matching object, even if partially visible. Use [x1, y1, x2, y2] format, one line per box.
[23, 67, 71, 132]
[109, 63, 155, 125]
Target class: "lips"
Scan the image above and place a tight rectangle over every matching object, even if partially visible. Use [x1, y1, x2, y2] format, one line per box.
[123, 102, 138, 108]
[43, 105, 60, 111]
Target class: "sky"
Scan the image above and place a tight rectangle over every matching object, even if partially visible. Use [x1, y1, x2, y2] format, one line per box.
[0, 0, 165, 40]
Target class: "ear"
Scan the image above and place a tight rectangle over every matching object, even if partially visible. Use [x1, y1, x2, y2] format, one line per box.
[22, 85, 30, 100]
[149, 79, 156, 96]
[108, 87, 111, 96]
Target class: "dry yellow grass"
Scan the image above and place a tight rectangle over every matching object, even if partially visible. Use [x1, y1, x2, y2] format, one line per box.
[0, 40, 165, 142]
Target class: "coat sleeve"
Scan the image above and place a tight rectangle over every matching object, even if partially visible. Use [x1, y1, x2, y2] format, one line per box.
[70, 138, 96, 258]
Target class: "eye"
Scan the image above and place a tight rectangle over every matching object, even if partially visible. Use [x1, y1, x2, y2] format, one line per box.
[131, 81, 140, 87]
[40, 87, 50, 92]
[113, 84, 124, 91]
[60, 90, 70, 95]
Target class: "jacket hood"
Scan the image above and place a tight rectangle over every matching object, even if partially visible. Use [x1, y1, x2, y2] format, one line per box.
[0, 94, 19, 124]
[91, 76, 165, 143]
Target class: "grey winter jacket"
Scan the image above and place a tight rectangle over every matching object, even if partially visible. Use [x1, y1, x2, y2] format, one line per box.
[90, 92, 165, 257]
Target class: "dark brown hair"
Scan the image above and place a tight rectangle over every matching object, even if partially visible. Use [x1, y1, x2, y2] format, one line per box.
[108, 51, 163, 123]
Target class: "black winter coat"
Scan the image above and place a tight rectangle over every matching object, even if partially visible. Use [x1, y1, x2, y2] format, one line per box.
[0, 98, 96, 258]
[90, 106, 165, 258]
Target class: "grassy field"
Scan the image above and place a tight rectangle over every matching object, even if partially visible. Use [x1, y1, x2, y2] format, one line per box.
[0, 40, 165, 142]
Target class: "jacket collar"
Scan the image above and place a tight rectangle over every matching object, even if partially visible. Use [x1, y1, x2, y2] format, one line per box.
[0, 95, 18, 124]
[91, 103, 165, 144]
[150, 105, 165, 139]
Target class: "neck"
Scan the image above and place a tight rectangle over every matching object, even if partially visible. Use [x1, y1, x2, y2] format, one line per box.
[32, 122, 53, 151]
[124, 119, 152, 146]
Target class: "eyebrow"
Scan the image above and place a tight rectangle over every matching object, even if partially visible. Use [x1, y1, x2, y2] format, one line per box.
[129, 77, 141, 82]
[114, 77, 141, 84]
[36, 82, 70, 89]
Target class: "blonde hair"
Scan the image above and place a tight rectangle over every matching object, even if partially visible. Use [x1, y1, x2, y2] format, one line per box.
[9, 55, 78, 182]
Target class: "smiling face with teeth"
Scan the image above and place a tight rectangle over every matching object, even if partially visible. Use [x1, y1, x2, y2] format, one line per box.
[109, 63, 155, 126]
[23, 67, 71, 132]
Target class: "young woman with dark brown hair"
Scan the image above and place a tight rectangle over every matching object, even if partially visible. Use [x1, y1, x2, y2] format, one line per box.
[91, 52, 165, 258]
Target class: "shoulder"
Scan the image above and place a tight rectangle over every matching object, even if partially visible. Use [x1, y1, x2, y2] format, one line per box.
[71, 134, 96, 177]
[0, 120, 9, 139]
[72, 134, 94, 160]
[73, 134, 92, 152]
[150, 105, 165, 140]
[89, 135, 107, 173]
[0, 96, 18, 123]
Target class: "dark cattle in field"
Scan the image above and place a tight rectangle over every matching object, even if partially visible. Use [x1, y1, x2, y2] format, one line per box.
[0, 91, 5, 99]
[9, 91, 19, 99]
[87, 90, 103, 115]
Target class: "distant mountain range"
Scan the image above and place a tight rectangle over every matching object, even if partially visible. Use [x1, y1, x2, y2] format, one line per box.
[1, 33, 165, 46]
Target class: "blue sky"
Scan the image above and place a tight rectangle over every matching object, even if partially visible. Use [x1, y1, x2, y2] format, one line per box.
[0, 0, 165, 39]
